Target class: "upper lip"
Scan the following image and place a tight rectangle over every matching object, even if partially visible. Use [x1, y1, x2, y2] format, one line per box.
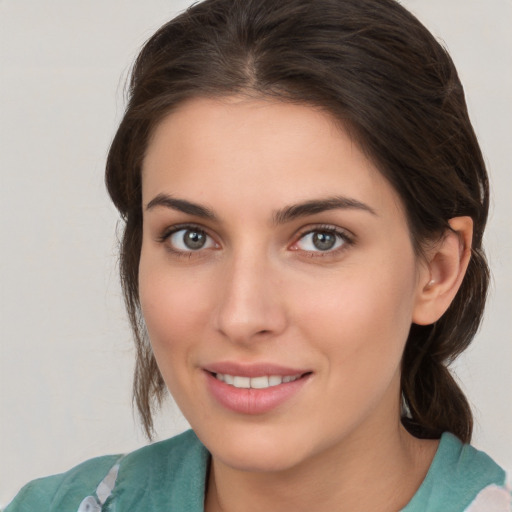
[204, 361, 311, 378]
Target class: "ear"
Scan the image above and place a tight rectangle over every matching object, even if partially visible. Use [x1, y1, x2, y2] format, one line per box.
[413, 216, 473, 326]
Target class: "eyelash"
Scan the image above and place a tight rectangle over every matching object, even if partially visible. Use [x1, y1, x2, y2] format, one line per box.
[157, 223, 355, 258]
[291, 224, 355, 257]
[157, 224, 217, 258]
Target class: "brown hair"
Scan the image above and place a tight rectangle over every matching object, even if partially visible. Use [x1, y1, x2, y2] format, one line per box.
[106, 0, 489, 441]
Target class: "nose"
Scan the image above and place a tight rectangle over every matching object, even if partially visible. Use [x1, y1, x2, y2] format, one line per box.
[213, 251, 288, 345]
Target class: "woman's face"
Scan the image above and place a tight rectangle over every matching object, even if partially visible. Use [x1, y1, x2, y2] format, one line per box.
[139, 97, 428, 472]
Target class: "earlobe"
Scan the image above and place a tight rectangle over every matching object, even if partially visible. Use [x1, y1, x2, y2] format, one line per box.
[412, 216, 473, 326]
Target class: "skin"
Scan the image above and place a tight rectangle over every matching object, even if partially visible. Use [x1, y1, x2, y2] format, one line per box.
[139, 96, 472, 512]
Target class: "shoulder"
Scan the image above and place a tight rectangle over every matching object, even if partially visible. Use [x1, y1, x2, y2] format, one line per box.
[443, 434, 511, 511]
[3, 454, 121, 511]
[404, 432, 511, 512]
[112, 428, 209, 508]
[464, 483, 512, 512]
[4, 430, 208, 512]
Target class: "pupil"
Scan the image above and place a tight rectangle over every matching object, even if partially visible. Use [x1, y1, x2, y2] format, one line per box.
[184, 230, 206, 250]
[313, 232, 335, 251]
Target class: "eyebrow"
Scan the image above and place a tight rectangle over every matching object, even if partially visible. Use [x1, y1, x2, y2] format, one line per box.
[145, 193, 376, 223]
[273, 196, 377, 224]
[145, 194, 217, 220]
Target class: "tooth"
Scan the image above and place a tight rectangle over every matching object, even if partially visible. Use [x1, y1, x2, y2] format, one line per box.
[250, 376, 269, 389]
[233, 376, 251, 388]
[268, 375, 283, 386]
[219, 373, 302, 388]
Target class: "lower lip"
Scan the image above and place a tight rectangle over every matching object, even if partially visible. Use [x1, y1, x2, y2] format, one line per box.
[205, 371, 311, 415]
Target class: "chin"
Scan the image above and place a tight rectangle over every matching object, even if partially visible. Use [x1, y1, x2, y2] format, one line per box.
[214, 442, 307, 473]
[195, 420, 321, 473]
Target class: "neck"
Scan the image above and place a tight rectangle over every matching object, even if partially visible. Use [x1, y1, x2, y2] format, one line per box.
[205, 420, 438, 512]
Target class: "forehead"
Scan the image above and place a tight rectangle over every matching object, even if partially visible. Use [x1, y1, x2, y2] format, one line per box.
[141, 96, 404, 221]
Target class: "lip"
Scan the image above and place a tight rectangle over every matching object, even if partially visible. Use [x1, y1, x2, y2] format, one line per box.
[203, 361, 312, 415]
[204, 361, 309, 378]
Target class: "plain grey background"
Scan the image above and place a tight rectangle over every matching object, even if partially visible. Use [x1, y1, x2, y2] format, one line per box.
[1, 0, 511, 506]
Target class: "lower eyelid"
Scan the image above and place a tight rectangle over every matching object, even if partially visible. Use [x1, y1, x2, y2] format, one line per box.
[157, 224, 353, 255]
[157, 225, 217, 252]
[293, 227, 353, 250]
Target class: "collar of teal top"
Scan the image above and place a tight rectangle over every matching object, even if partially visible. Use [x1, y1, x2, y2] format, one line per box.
[402, 432, 505, 511]
[106, 429, 504, 511]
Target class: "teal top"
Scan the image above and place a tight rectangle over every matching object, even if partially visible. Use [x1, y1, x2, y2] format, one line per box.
[5, 430, 510, 511]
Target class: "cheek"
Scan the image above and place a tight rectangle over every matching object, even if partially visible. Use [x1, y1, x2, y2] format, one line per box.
[138, 253, 212, 375]
[291, 257, 417, 383]
[297, 272, 415, 433]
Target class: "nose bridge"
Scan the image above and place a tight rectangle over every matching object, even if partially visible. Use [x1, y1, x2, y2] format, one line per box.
[214, 243, 286, 343]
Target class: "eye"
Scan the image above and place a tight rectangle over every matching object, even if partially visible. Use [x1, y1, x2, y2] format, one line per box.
[294, 228, 349, 253]
[166, 227, 216, 252]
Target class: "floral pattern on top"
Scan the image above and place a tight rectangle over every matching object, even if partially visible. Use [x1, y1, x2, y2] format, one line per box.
[464, 483, 512, 512]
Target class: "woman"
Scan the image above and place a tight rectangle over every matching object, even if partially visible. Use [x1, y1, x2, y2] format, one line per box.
[6, 0, 510, 510]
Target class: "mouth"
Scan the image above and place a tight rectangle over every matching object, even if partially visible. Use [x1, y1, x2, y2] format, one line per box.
[209, 372, 310, 389]
[203, 362, 313, 414]
[205, 369, 312, 414]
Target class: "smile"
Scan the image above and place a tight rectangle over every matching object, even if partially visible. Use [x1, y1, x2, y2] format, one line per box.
[214, 373, 303, 389]
[205, 368, 312, 414]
